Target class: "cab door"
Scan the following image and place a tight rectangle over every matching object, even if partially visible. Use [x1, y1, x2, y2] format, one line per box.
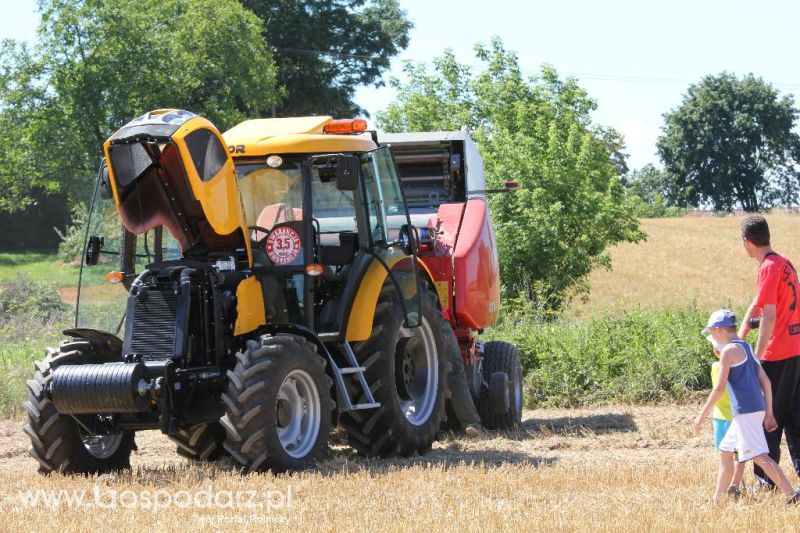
[359, 146, 421, 328]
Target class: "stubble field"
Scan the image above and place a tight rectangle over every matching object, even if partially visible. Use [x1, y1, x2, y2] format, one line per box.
[2, 404, 800, 532]
[568, 213, 800, 318]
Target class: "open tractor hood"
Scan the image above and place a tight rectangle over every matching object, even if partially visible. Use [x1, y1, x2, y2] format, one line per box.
[103, 109, 249, 258]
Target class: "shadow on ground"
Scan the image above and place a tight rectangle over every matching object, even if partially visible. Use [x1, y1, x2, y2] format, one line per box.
[519, 412, 637, 438]
[315, 444, 556, 476]
[112, 441, 555, 483]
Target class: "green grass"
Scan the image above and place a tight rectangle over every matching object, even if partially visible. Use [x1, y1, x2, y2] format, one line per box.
[489, 305, 729, 407]
[0, 300, 128, 418]
[0, 252, 107, 287]
[0, 318, 62, 417]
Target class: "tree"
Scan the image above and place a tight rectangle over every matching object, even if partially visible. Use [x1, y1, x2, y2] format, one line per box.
[0, 0, 279, 211]
[378, 38, 645, 312]
[657, 72, 800, 212]
[241, 0, 412, 117]
[625, 164, 681, 206]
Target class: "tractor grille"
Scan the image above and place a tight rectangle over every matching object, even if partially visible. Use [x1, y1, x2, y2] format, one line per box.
[127, 291, 178, 360]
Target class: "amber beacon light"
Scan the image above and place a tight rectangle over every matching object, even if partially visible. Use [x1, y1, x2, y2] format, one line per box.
[323, 118, 368, 134]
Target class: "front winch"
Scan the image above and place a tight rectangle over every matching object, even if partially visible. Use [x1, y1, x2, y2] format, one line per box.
[49, 362, 151, 414]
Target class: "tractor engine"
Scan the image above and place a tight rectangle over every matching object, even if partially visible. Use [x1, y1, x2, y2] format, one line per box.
[48, 263, 242, 432]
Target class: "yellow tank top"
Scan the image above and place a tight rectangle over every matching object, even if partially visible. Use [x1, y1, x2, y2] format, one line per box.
[711, 361, 733, 421]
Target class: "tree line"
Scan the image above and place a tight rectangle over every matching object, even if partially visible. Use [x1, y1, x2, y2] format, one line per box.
[377, 39, 644, 312]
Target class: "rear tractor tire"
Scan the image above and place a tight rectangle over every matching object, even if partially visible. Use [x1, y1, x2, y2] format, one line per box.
[23, 340, 136, 474]
[341, 284, 449, 457]
[476, 341, 523, 429]
[221, 334, 334, 473]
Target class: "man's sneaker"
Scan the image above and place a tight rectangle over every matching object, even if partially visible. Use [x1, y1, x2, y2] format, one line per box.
[726, 485, 741, 500]
[786, 489, 800, 505]
[465, 424, 484, 439]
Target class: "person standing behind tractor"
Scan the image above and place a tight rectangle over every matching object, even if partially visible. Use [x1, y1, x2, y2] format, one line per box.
[708, 343, 745, 496]
[694, 309, 800, 504]
[738, 215, 800, 487]
[445, 333, 484, 438]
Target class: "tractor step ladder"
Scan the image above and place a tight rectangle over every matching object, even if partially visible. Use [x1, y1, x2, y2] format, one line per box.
[326, 341, 380, 411]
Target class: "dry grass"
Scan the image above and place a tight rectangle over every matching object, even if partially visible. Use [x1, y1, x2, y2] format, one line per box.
[2, 405, 800, 531]
[568, 213, 800, 319]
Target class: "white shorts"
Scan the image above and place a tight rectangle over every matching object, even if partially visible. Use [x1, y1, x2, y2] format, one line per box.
[718, 410, 769, 462]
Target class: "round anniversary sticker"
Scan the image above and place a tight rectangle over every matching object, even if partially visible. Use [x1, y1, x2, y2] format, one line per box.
[266, 226, 302, 265]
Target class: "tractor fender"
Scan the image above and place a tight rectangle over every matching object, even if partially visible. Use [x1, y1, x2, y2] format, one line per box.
[63, 328, 123, 356]
[255, 323, 333, 361]
[62, 328, 125, 363]
[344, 252, 436, 342]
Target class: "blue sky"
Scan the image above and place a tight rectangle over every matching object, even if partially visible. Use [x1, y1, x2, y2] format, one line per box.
[3, 0, 799, 170]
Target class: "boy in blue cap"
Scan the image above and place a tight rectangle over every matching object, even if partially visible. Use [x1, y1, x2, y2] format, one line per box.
[708, 343, 744, 497]
[694, 309, 800, 504]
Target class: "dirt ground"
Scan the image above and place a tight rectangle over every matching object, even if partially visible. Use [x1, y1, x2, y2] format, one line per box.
[1, 404, 798, 531]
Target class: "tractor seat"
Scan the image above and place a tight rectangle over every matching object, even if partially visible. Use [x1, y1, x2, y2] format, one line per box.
[252, 203, 302, 241]
[319, 231, 358, 266]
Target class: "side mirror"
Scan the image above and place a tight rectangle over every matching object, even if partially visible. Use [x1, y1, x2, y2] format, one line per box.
[398, 224, 418, 256]
[85, 235, 104, 266]
[98, 163, 112, 200]
[335, 155, 360, 191]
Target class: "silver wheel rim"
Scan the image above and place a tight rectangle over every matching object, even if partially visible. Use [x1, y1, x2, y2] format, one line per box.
[513, 370, 523, 415]
[81, 433, 123, 459]
[276, 369, 321, 459]
[397, 318, 438, 426]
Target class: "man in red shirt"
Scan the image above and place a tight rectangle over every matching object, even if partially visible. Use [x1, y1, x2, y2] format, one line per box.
[738, 215, 800, 487]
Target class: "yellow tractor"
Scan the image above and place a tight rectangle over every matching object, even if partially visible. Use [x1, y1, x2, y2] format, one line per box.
[24, 109, 455, 473]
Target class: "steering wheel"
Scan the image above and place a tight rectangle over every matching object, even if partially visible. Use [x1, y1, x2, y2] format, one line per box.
[248, 225, 272, 248]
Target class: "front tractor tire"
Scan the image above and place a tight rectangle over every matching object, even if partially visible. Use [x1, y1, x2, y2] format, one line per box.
[169, 422, 227, 462]
[221, 334, 334, 473]
[24, 340, 135, 474]
[476, 341, 523, 429]
[341, 284, 449, 457]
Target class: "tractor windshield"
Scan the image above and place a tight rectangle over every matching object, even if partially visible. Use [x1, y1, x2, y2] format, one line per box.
[75, 183, 182, 334]
[236, 156, 357, 233]
[73, 194, 128, 333]
[236, 156, 358, 327]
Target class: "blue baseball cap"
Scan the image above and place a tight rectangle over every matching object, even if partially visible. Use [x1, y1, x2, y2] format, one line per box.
[702, 309, 737, 334]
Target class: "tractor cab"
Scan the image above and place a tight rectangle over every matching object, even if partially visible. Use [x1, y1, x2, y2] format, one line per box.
[224, 117, 423, 338]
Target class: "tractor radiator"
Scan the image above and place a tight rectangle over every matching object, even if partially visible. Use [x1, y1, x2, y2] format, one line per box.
[123, 290, 178, 360]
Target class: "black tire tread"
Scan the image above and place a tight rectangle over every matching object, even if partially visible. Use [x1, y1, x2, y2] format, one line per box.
[221, 334, 334, 473]
[340, 284, 450, 457]
[168, 422, 227, 461]
[25, 340, 135, 474]
[476, 340, 523, 429]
